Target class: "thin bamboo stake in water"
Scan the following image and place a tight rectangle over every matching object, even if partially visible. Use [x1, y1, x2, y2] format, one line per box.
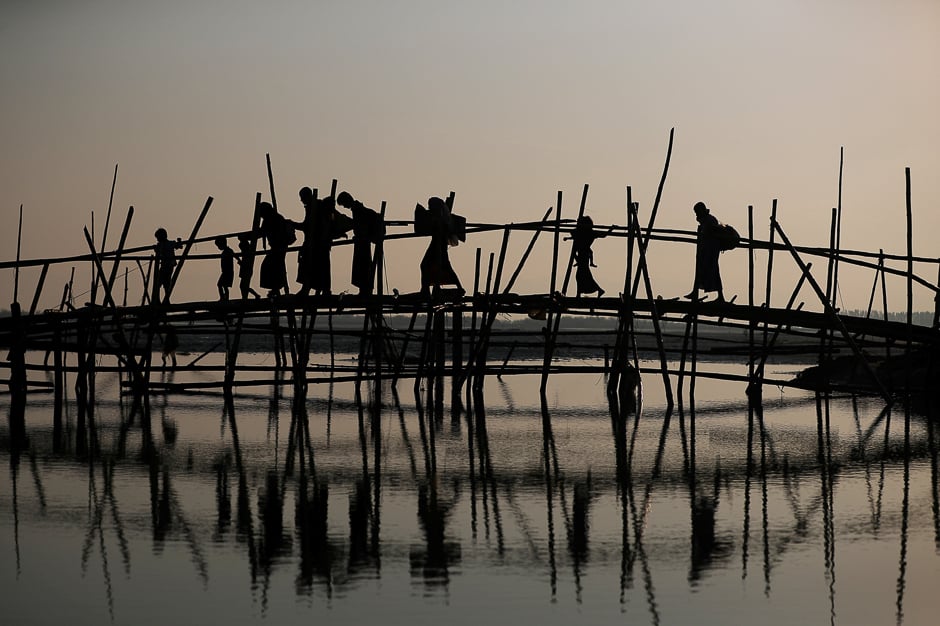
[14, 203, 23, 304]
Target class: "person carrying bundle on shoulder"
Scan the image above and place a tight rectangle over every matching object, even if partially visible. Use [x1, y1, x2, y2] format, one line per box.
[684, 201, 738, 303]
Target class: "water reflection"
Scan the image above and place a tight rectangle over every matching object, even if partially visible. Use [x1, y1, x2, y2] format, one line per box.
[3, 370, 940, 624]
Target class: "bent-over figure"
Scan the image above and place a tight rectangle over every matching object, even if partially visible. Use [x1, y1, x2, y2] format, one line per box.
[337, 191, 384, 295]
[257, 201, 294, 297]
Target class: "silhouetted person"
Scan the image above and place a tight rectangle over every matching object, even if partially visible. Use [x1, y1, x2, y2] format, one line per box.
[215, 236, 235, 301]
[689, 468, 733, 584]
[337, 191, 384, 295]
[417, 196, 463, 298]
[236, 234, 262, 299]
[565, 215, 608, 297]
[410, 479, 460, 588]
[257, 201, 294, 297]
[153, 227, 181, 304]
[685, 201, 724, 302]
[295, 188, 350, 296]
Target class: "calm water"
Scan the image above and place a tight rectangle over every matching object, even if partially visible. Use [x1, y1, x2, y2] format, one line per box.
[2, 356, 940, 626]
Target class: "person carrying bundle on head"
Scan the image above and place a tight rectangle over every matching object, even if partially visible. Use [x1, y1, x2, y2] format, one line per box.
[416, 196, 464, 299]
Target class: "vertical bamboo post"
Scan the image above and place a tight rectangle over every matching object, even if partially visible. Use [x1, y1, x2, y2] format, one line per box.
[820, 208, 838, 367]
[747, 205, 756, 389]
[266, 153, 278, 211]
[880, 250, 890, 363]
[452, 307, 462, 399]
[550, 191, 562, 296]
[761, 199, 777, 378]
[14, 204, 23, 305]
[470, 247, 481, 365]
[933, 260, 940, 330]
[905, 167, 913, 396]
[53, 321, 64, 451]
[374, 201, 387, 408]
[833, 148, 844, 309]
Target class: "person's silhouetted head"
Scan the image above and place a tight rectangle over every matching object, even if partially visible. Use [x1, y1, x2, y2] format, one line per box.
[336, 191, 354, 208]
[693, 202, 709, 217]
[299, 187, 315, 205]
[214, 236, 227, 250]
[258, 201, 275, 218]
[154, 228, 168, 241]
[577, 215, 594, 229]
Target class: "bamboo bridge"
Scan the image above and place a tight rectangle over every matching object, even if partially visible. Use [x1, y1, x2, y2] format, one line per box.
[3, 154, 939, 428]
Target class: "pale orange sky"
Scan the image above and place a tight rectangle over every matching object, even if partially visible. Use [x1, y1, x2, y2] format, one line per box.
[2, 0, 938, 311]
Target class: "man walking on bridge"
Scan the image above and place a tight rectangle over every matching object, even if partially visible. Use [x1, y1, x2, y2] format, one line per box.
[684, 201, 725, 302]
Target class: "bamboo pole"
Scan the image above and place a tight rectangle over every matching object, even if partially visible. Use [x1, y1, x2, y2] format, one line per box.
[542, 185, 587, 393]
[14, 203, 23, 304]
[773, 219, 891, 401]
[631, 127, 675, 298]
[752, 266, 812, 389]
[502, 207, 553, 294]
[266, 153, 278, 211]
[105, 207, 134, 296]
[28, 263, 49, 316]
[91, 164, 119, 305]
[748, 206, 755, 389]
[933, 260, 940, 330]
[168, 196, 214, 295]
[628, 200, 674, 410]
[761, 199, 777, 369]
[833, 148, 844, 309]
[905, 167, 913, 395]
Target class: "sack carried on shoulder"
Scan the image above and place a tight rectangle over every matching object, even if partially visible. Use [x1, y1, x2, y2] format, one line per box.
[717, 223, 740, 251]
